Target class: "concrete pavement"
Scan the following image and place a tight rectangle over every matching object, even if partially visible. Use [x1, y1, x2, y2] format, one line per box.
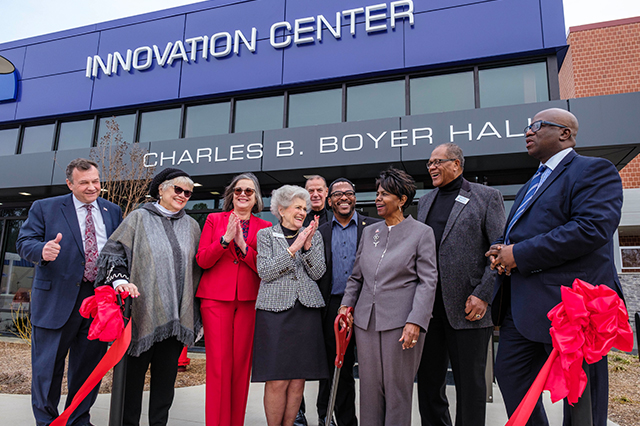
[2, 379, 620, 425]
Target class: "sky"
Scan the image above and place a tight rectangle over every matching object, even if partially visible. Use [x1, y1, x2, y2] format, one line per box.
[0, 0, 639, 45]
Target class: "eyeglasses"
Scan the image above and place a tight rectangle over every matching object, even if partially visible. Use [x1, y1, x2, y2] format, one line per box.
[173, 185, 192, 198]
[234, 187, 256, 196]
[524, 120, 567, 134]
[427, 158, 456, 168]
[330, 190, 356, 199]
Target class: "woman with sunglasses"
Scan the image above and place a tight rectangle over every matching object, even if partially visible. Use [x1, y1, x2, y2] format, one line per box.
[196, 173, 272, 426]
[96, 167, 202, 426]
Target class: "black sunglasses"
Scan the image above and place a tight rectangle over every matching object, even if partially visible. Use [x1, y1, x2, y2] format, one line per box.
[234, 187, 256, 196]
[173, 185, 192, 198]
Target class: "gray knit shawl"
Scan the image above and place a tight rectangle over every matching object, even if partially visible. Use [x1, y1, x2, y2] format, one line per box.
[97, 203, 202, 357]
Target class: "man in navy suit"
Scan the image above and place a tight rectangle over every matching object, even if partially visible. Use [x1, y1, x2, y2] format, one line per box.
[17, 158, 123, 426]
[487, 108, 624, 426]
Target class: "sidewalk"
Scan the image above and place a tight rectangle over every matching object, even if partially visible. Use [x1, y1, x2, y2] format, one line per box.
[0, 379, 619, 425]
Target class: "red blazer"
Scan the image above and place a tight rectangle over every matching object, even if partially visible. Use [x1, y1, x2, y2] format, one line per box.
[196, 211, 272, 301]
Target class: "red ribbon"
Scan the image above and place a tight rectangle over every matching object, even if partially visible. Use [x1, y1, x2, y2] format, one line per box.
[505, 279, 634, 426]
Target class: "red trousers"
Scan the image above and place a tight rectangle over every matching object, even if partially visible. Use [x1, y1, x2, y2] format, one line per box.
[201, 298, 256, 426]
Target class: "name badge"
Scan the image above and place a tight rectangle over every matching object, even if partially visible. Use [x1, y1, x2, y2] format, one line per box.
[273, 232, 285, 239]
[455, 195, 469, 205]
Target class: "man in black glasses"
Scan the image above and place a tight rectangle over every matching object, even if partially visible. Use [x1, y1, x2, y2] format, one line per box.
[316, 178, 380, 426]
[487, 108, 625, 426]
[416, 143, 505, 426]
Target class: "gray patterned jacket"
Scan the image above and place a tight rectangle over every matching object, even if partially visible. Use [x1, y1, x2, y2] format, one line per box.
[256, 222, 326, 312]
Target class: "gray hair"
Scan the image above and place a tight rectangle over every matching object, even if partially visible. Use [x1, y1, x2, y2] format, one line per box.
[159, 176, 194, 193]
[305, 175, 327, 189]
[440, 143, 465, 170]
[222, 172, 264, 213]
[270, 185, 311, 221]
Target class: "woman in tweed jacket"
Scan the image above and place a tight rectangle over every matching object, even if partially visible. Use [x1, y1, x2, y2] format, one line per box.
[252, 184, 328, 426]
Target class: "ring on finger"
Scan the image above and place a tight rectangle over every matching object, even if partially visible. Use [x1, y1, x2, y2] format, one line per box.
[475, 314, 481, 319]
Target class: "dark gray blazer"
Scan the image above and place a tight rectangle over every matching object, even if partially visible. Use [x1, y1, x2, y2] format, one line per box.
[256, 222, 326, 312]
[417, 178, 505, 329]
[342, 216, 438, 332]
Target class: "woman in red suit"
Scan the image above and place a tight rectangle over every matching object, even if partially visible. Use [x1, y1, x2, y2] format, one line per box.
[196, 172, 272, 426]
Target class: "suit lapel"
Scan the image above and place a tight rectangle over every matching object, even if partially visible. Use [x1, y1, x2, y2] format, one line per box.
[441, 186, 470, 244]
[61, 194, 85, 257]
[512, 151, 576, 222]
[417, 190, 437, 224]
[96, 198, 114, 234]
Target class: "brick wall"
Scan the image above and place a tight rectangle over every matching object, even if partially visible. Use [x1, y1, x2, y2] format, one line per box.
[560, 18, 640, 99]
[559, 17, 640, 190]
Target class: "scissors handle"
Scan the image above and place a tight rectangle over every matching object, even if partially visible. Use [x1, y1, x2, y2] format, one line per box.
[334, 307, 353, 368]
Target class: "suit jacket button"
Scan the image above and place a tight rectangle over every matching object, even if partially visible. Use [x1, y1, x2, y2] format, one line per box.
[76, 282, 80, 287]
[234, 260, 239, 264]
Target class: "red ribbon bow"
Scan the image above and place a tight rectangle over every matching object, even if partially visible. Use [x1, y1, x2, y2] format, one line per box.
[79, 286, 129, 342]
[506, 279, 633, 426]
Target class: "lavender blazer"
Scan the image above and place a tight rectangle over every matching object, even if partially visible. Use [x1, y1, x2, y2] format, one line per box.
[342, 216, 438, 331]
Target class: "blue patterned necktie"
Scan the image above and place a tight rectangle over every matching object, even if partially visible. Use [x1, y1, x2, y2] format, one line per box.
[504, 165, 547, 244]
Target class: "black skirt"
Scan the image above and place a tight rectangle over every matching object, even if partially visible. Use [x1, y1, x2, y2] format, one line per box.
[252, 300, 329, 382]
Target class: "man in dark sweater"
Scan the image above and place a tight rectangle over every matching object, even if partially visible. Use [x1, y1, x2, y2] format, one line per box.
[303, 175, 330, 227]
[416, 143, 505, 426]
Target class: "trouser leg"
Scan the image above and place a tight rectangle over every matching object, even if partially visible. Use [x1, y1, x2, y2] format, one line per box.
[379, 324, 425, 426]
[447, 326, 492, 426]
[495, 311, 549, 426]
[417, 314, 452, 426]
[123, 347, 153, 426]
[148, 336, 183, 426]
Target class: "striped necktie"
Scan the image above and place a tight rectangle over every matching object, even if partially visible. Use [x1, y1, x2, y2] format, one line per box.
[504, 165, 547, 244]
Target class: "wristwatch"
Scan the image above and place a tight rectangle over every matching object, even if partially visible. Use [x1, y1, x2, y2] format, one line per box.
[220, 236, 230, 249]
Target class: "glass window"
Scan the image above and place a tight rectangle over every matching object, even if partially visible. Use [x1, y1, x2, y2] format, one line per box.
[185, 102, 230, 138]
[234, 96, 284, 133]
[21, 124, 54, 154]
[288, 89, 342, 128]
[479, 62, 549, 108]
[347, 80, 405, 122]
[98, 114, 136, 145]
[138, 108, 181, 143]
[57, 119, 94, 150]
[0, 128, 19, 156]
[0, 219, 34, 334]
[411, 72, 475, 115]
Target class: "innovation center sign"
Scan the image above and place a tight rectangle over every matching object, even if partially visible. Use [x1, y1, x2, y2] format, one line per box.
[85, 0, 415, 78]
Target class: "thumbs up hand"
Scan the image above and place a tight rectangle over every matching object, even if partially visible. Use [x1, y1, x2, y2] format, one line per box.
[42, 233, 62, 262]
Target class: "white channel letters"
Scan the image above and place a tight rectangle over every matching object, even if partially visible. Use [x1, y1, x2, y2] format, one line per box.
[87, 1, 414, 79]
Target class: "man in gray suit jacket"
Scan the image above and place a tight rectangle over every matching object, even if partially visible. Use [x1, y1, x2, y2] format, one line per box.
[416, 143, 505, 426]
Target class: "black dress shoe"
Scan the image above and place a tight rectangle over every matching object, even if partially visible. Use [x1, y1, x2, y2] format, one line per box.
[293, 409, 308, 426]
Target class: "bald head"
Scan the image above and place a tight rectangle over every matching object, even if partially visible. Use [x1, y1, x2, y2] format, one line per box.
[526, 108, 579, 163]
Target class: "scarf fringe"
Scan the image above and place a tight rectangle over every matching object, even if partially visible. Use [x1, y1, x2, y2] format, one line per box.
[128, 320, 196, 357]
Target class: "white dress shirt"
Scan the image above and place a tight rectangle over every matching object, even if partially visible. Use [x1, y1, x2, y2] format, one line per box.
[72, 195, 108, 253]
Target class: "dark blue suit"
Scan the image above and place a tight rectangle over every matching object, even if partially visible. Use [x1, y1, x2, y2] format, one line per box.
[492, 150, 623, 426]
[17, 193, 122, 426]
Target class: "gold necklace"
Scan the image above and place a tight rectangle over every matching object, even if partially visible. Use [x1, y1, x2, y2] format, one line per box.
[285, 229, 300, 239]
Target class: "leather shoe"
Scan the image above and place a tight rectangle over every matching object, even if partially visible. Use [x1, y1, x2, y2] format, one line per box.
[293, 409, 308, 426]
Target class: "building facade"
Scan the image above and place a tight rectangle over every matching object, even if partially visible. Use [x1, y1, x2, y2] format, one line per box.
[1, 0, 640, 334]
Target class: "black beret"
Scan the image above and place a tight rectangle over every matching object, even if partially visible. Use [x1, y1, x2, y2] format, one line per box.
[149, 168, 190, 198]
